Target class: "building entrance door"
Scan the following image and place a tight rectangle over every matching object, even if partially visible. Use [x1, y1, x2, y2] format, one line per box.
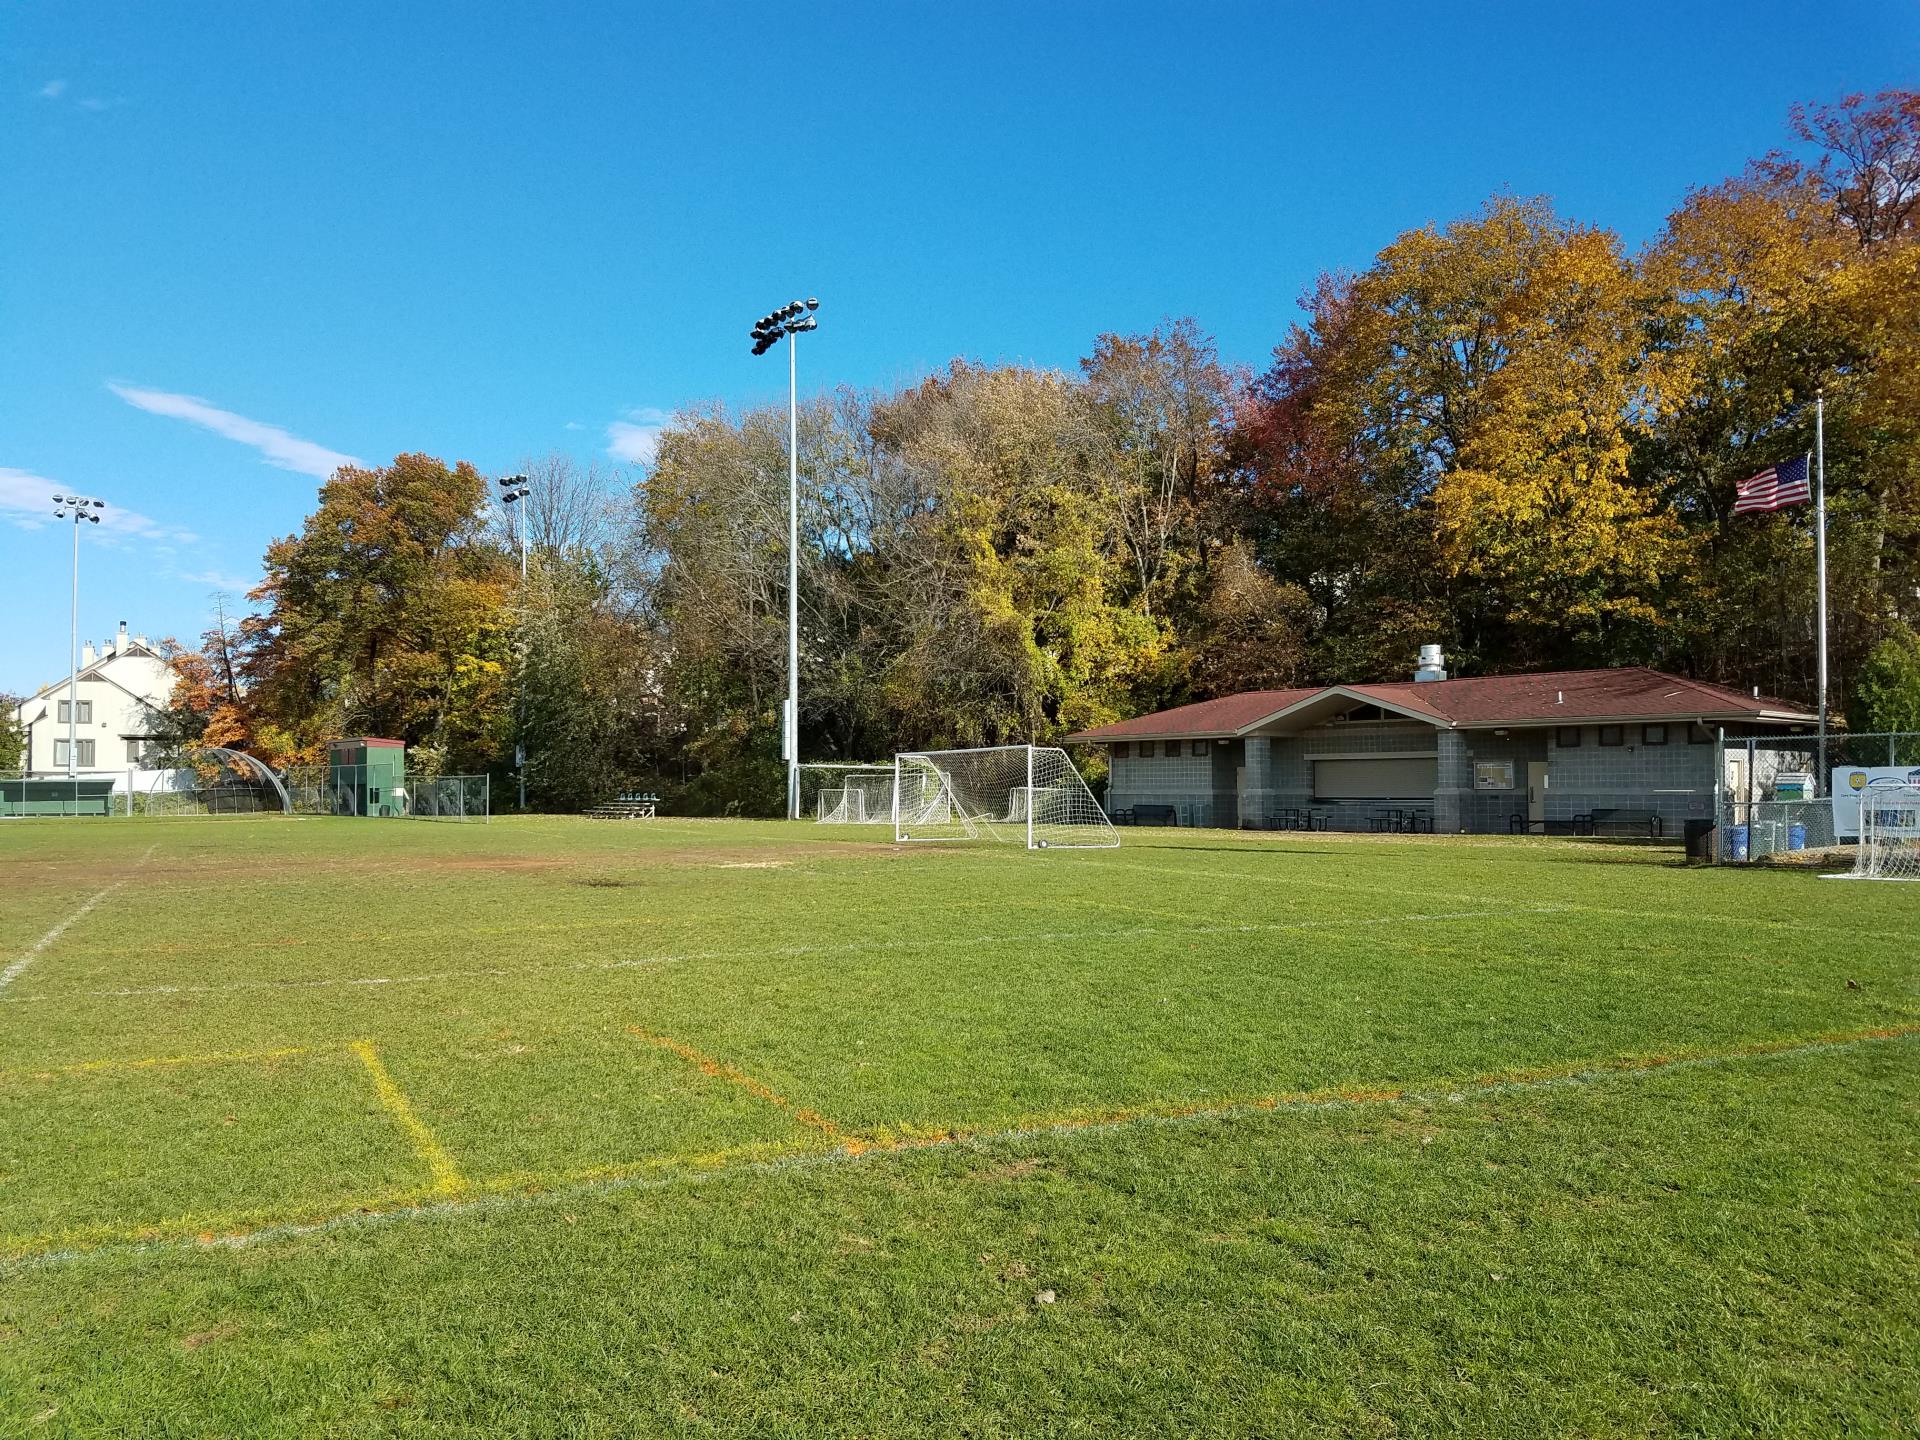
[1526, 761, 1549, 827]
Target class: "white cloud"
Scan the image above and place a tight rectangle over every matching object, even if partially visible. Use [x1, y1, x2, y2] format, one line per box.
[37, 79, 66, 99]
[175, 569, 258, 595]
[108, 382, 361, 478]
[0, 466, 198, 545]
[606, 407, 670, 467]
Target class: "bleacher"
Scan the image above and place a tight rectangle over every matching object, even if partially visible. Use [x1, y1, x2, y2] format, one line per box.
[584, 792, 659, 820]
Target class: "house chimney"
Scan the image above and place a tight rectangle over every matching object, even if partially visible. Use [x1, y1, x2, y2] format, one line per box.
[81, 642, 96, 667]
[115, 620, 128, 653]
[1413, 643, 1447, 683]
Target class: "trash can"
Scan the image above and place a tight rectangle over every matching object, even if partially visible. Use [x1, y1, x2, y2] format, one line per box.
[1683, 818, 1715, 862]
[1787, 822, 1807, 851]
[1727, 824, 1750, 862]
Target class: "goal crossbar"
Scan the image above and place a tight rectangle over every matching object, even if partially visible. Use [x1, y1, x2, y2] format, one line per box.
[892, 745, 1117, 849]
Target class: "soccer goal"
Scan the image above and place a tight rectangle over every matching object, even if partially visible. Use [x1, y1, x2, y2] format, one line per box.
[798, 763, 896, 825]
[893, 745, 1118, 849]
[1829, 784, 1920, 881]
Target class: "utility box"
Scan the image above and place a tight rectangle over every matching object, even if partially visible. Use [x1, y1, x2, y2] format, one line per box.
[327, 738, 406, 817]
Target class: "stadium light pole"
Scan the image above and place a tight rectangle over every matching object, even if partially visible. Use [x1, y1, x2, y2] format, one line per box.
[751, 297, 820, 821]
[497, 474, 532, 809]
[51, 494, 104, 778]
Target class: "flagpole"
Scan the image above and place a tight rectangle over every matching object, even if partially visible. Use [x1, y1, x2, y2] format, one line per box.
[1815, 390, 1828, 790]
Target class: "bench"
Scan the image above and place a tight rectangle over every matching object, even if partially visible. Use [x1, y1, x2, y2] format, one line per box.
[585, 791, 659, 820]
[1588, 807, 1662, 839]
[1123, 803, 1178, 827]
[1511, 814, 1596, 837]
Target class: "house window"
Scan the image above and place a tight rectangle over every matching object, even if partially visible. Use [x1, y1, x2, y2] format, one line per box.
[56, 700, 93, 724]
[1642, 724, 1669, 746]
[126, 739, 146, 764]
[1554, 726, 1581, 748]
[1598, 725, 1624, 747]
[1110, 742, 1129, 759]
[53, 739, 96, 767]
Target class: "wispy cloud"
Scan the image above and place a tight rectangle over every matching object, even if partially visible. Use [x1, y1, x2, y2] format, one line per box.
[606, 407, 670, 467]
[37, 79, 67, 99]
[0, 466, 198, 545]
[175, 568, 259, 595]
[108, 383, 360, 478]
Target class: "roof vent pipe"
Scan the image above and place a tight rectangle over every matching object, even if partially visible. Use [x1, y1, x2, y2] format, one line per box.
[1753, 686, 1760, 698]
[1414, 643, 1447, 683]
[1556, 691, 1564, 705]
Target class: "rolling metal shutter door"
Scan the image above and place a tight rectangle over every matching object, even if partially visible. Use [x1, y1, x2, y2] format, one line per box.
[1312, 757, 1437, 800]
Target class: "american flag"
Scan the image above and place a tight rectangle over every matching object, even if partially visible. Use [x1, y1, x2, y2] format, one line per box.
[1732, 454, 1811, 515]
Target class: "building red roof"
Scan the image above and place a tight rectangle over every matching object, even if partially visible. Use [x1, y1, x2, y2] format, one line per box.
[1068, 667, 1818, 741]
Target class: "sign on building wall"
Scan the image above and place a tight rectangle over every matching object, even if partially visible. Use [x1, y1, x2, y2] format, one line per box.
[1474, 761, 1515, 790]
[1831, 766, 1920, 838]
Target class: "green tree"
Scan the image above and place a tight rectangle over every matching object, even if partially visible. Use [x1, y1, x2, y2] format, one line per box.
[1847, 625, 1920, 744]
[0, 694, 25, 772]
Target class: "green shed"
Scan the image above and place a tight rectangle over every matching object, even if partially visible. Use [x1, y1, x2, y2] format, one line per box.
[327, 738, 406, 817]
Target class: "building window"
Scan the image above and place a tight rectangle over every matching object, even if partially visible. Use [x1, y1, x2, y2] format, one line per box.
[1554, 726, 1581, 748]
[1110, 742, 1128, 759]
[126, 739, 147, 764]
[1689, 724, 1712, 745]
[56, 699, 93, 724]
[53, 739, 96, 767]
[1165, 739, 1182, 759]
[1642, 724, 1669, 746]
[1140, 740, 1156, 759]
[1598, 725, 1624, 747]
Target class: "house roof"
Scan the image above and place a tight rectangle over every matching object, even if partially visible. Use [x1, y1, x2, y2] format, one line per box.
[1068, 667, 1819, 741]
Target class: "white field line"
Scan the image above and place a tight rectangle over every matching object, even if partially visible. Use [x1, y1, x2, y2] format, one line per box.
[0, 905, 1568, 1007]
[0, 844, 158, 993]
[6, 1026, 1907, 1276]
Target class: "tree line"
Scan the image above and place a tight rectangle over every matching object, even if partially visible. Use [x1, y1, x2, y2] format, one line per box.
[143, 91, 1920, 811]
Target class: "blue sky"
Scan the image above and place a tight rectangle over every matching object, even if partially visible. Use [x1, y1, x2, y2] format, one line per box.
[4, 2, 1916, 693]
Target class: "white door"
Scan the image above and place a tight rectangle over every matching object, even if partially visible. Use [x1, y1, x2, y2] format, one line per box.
[1527, 761, 1549, 826]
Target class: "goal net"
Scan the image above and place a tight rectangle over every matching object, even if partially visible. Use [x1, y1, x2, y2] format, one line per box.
[1835, 784, 1920, 880]
[893, 746, 1118, 849]
[798, 763, 895, 825]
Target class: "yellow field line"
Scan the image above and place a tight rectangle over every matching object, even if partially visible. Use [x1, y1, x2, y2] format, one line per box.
[627, 1027, 848, 1142]
[2, 1045, 313, 1081]
[350, 1041, 464, 1197]
[7, 1022, 1916, 1268]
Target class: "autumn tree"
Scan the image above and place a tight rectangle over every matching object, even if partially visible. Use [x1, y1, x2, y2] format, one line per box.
[243, 454, 514, 769]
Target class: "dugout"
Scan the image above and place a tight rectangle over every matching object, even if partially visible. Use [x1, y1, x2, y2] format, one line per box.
[326, 738, 406, 817]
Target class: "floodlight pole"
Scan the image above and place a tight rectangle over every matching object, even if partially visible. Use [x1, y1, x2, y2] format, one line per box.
[52, 495, 103, 778]
[68, 508, 79, 778]
[786, 326, 800, 822]
[498, 473, 532, 811]
[749, 297, 819, 821]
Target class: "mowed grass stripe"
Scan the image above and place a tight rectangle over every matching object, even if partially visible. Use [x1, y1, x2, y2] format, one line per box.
[5, 1022, 1910, 1271]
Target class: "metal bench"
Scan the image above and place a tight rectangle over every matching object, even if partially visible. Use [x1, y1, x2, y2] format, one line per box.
[1588, 807, 1662, 839]
[1130, 803, 1179, 827]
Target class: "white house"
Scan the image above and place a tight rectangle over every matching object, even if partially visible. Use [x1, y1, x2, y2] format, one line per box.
[11, 622, 175, 775]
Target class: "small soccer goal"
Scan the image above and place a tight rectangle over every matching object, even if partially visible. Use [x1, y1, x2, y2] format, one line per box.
[798, 763, 896, 825]
[893, 745, 1118, 849]
[1828, 784, 1920, 881]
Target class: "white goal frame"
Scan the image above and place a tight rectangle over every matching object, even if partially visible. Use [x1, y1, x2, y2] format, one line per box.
[892, 745, 1118, 849]
[1825, 783, 1920, 881]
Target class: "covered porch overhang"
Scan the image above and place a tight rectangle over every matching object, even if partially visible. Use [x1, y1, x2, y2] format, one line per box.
[1234, 685, 1451, 737]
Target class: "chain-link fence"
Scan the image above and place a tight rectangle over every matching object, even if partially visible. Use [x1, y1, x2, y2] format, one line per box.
[405, 775, 491, 822]
[285, 765, 490, 821]
[2, 749, 292, 819]
[1713, 731, 1920, 864]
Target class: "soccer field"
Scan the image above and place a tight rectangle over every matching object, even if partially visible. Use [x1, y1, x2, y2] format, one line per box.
[2, 818, 1914, 1436]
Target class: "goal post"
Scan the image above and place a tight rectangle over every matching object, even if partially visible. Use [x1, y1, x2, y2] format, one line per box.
[1827, 783, 1920, 881]
[892, 745, 1118, 849]
[797, 763, 896, 825]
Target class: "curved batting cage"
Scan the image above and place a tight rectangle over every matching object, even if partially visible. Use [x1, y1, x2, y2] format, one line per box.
[129, 747, 293, 817]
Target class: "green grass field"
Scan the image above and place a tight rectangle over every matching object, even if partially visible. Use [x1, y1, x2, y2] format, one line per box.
[1, 817, 1914, 1437]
